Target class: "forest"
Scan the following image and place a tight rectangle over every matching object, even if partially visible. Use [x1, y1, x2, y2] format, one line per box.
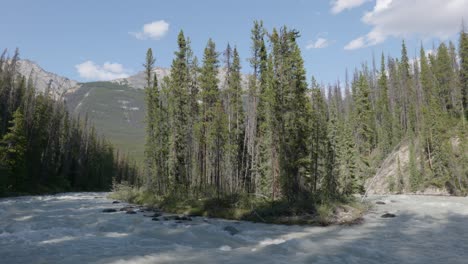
[132, 20, 467, 213]
[1, 21, 467, 213]
[0, 50, 139, 196]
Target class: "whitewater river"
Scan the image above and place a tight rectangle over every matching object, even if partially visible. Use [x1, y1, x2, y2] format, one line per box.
[1, 193, 467, 264]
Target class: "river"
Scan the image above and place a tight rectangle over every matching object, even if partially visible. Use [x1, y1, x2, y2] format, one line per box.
[1, 193, 467, 263]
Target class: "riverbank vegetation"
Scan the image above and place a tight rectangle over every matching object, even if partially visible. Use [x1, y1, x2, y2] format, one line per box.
[0, 50, 139, 196]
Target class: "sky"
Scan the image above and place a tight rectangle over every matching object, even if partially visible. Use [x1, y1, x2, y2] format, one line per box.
[1, 0, 467, 85]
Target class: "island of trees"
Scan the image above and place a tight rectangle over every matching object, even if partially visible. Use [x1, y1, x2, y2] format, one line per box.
[112, 21, 468, 222]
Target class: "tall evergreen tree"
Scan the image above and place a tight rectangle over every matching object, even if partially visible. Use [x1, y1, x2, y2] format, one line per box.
[168, 31, 191, 190]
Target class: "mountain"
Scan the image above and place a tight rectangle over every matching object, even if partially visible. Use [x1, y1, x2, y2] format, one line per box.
[65, 82, 146, 161]
[111, 67, 171, 89]
[16, 60, 79, 98]
[112, 67, 249, 89]
[17, 60, 250, 163]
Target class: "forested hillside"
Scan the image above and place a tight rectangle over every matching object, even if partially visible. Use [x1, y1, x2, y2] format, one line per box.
[65, 82, 147, 161]
[136, 21, 467, 206]
[0, 50, 139, 196]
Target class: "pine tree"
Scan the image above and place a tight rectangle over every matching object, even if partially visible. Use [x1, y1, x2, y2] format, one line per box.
[309, 78, 328, 193]
[376, 53, 392, 156]
[276, 27, 311, 201]
[353, 74, 375, 155]
[0, 110, 27, 192]
[168, 30, 190, 190]
[338, 121, 360, 195]
[224, 45, 244, 194]
[435, 43, 456, 113]
[143, 48, 157, 188]
[459, 25, 468, 119]
[199, 39, 223, 193]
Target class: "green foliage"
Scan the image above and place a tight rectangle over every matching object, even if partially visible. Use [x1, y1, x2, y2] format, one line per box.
[137, 22, 468, 209]
[0, 49, 139, 196]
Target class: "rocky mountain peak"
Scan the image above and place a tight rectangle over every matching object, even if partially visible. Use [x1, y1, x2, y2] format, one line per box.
[16, 59, 79, 98]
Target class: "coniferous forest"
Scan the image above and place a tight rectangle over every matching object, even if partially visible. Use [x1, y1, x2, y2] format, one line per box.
[0, 50, 139, 196]
[1, 22, 467, 208]
[137, 21, 467, 207]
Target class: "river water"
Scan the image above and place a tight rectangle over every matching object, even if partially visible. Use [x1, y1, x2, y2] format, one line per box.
[0, 193, 467, 263]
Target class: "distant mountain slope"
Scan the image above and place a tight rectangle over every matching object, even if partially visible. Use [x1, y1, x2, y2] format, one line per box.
[16, 59, 78, 97]
[111, 67, 171, 89]
[112, 67, 249, 89]
[17, 59, 250, 163]
[65, 82, 146, 161]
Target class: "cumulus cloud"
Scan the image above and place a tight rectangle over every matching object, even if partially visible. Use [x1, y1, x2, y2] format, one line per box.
[331, 0, 369, 14]
[344, 0, 468, 50]
[306, 38, 332, 49]
[75, 61, 131, 81]
[131, 20, 170, 40]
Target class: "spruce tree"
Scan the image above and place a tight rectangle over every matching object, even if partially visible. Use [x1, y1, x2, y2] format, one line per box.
[309, 78, 328, 193]
[459, 26, 468, 119]
[143, 48, 157, 187]
[199, 39, 223, 193]
[168, 31, 190, 190]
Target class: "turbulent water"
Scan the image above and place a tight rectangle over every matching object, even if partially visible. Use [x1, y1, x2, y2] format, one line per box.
[1, 193, 467, 264]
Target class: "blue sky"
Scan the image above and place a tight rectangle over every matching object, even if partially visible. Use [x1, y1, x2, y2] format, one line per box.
[1, 0, 467, 85]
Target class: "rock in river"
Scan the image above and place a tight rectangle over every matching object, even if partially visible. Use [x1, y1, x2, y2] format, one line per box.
[223, 226, 240, 236]
[102, 209, 117, 213]
[144, 212, 162, 218]
[381, 213, 396, 218]
[120, 206, 134, 212]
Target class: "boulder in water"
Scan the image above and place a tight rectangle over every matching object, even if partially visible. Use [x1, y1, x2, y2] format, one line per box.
[120, 206, 134, 212]
[144, 212, 162, 218]
[102, 208, 117, 213]
[162, 215, 179, 221]
[112, 201, 120, 204]
[163, 215, 192, 221]
[381, 213, 396, 218]
[223, 226, 240, 236]
[126, 210, 137, 214]
[175, 215, 192, 221]
[376, 201, 386, 205]
[151, 217, 160, 221]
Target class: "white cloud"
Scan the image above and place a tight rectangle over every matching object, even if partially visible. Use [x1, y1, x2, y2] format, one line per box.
[306, 38, 332, 49]
[331, 0, 369, 14]
[75, 61, 131, 81]
[344, 37, 365, 50]
[344, 0, 468, 50]
[132, 20, 169, 40]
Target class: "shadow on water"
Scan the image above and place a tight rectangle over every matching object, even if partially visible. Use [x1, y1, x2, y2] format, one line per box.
[1, 194, 467, 264]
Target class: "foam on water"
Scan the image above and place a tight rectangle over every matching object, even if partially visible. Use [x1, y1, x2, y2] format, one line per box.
[1, 193, 467, 263]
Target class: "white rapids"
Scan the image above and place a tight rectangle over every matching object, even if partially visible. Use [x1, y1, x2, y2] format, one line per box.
[1, 193, 467, 264]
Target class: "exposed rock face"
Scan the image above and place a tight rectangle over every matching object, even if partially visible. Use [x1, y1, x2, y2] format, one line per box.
[111, 67, 171, 89]
[16, 60, 79, 98]
[365, 140, 450, 195]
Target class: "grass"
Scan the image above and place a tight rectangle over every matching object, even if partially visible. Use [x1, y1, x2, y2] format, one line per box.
[109, 183, 367, 226]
